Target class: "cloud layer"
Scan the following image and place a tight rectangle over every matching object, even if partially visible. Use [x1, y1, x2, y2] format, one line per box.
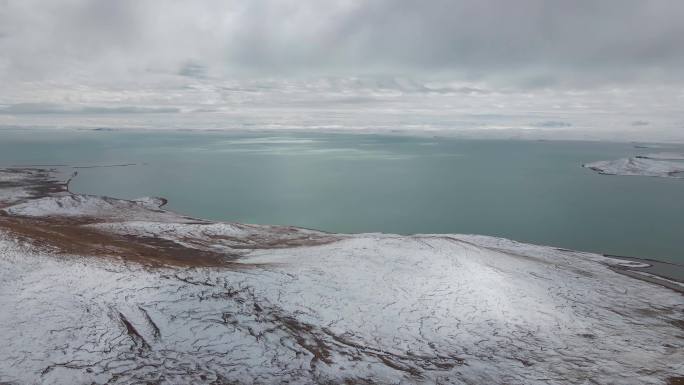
[2, 0, 684, 85]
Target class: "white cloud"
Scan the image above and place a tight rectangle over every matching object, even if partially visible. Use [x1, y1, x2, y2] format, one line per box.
[1, 0, 684, 84]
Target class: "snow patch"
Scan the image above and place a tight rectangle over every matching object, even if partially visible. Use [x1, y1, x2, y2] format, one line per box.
[2, 194, 180, 221]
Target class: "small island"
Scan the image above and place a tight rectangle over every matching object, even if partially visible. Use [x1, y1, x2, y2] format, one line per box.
[584, 152, 684, 178]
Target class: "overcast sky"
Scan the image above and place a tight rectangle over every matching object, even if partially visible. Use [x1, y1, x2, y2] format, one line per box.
[1, 0, 683, 140]
[3, 0, 684, 84]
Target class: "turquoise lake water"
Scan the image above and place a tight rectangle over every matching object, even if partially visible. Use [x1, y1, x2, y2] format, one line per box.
[1, 129, 683, 264]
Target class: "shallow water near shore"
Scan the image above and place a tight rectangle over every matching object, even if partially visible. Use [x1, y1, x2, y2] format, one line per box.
[1, 128, 683, 264]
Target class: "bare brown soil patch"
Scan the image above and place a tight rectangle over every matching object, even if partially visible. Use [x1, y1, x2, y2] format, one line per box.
[0, 215, 240, 268]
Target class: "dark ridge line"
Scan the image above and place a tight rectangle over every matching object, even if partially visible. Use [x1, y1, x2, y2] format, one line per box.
[73, 163, 139, 169]
[603, 253, 683, 267]
[610, 268, 684, 295]
[9, 163, 141, 168]
[118, 312, 151, 351]
[63, 170, 168, 210]
[138, 306, 161, 341]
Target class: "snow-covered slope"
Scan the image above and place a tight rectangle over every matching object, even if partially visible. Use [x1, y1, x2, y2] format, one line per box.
[0, 168, 683, 385]
[583, 156, 684, 178]
[3, 194, 177, 219]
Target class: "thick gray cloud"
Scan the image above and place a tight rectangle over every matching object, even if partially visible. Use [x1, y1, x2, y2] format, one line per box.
[1, 0, 683, 86]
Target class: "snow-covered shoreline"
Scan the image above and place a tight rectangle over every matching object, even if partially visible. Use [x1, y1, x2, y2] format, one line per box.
[584, 152, 684, 178]
[0, 167, 682, 384]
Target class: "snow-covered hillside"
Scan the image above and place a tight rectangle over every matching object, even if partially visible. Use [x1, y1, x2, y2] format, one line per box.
[0, 168, 682, 385]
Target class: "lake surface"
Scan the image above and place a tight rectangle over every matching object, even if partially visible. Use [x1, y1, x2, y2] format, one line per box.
[1, 128, 683, 264]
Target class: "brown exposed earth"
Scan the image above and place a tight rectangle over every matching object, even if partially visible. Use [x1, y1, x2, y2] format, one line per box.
[0, 215, 238, 267]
